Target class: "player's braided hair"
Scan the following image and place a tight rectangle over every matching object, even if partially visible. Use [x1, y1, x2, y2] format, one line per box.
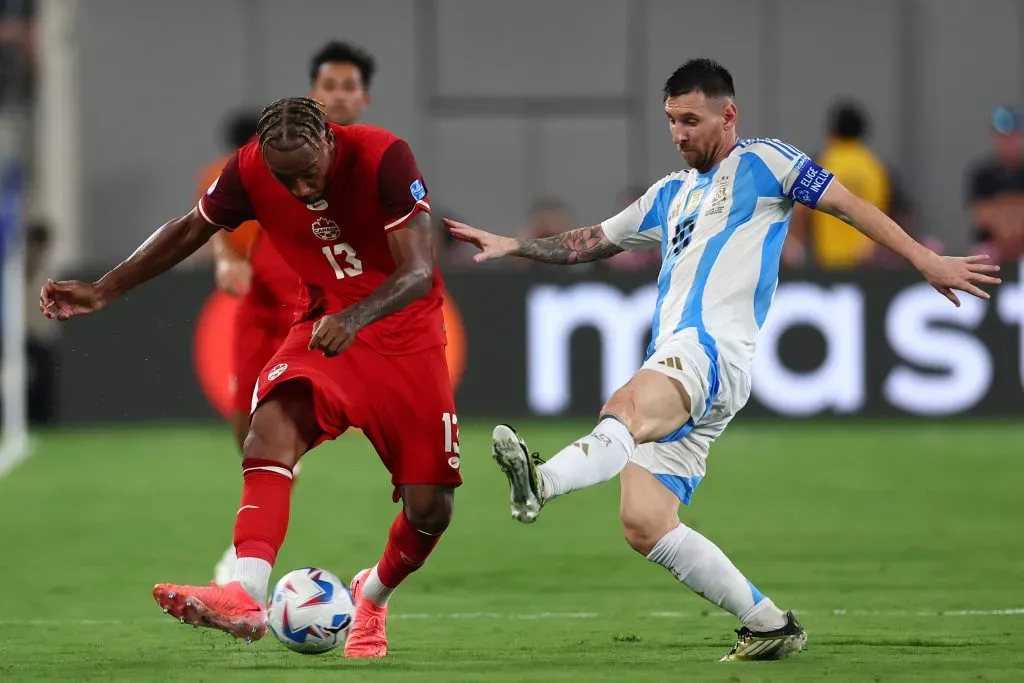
[257, 97, 328, 152]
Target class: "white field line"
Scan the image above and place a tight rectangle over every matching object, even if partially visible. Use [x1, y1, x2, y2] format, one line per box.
[1, 607, 1022, 627]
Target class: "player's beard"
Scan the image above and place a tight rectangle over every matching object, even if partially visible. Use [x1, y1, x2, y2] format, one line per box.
[680, 146, 711, 173]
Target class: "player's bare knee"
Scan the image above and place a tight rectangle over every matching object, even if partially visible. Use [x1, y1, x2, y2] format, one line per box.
[241, 421, 290, 465]
[601, 391, 642, 439]
[401, 486, 454, 536]
[243, 383, 318, 468]
[620, 512, 665, 556]
[619, 497, 678, 556]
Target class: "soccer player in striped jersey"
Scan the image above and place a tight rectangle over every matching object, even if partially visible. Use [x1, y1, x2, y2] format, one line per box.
[446, 58, 1000, 661]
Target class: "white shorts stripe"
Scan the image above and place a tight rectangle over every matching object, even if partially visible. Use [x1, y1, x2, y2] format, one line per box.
[250, 378, 260, 415]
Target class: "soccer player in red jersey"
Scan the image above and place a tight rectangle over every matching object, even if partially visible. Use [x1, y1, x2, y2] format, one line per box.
[39, 97, 459, 658]
[209, 41, 376, 450]
[208, 40, 378, 587]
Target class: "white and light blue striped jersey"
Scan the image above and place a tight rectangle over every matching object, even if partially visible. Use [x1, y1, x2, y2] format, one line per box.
[602, 138, 835, 368]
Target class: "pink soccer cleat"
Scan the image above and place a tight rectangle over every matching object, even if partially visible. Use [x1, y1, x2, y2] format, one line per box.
[153, 580, 267, 642]
[343, 568, 389, 658]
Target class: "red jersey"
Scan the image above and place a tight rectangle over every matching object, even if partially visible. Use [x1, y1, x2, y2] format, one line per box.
[197, 150, 301, 317]
[198, 123, 445, 355]
[245, 232, 302, 320]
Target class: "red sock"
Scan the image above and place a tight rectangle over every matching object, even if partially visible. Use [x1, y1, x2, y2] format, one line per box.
[232, 458, 294, 564]
[375, 511, 442, 589]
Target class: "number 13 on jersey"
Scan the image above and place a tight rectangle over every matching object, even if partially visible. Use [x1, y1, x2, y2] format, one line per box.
[442, 412, 460, 454]
[322, 243, 363, 278]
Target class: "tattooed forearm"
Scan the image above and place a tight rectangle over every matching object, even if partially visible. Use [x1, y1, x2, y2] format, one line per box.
[511, 225, 624, 265]
[343, 212, 434, 328]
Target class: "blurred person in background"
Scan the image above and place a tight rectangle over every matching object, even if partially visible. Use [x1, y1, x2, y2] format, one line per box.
[0, 0, 35, 108]
[523, 198, 571, 240]
[305, 40, 375, 127]
[786, 101, 925, 268]
[24, 220, 55, 424]
[207, 39, 377, 587]
[196, 111, 262, 263]
[515, 198, 586, 271]
[966, 106, 1024, 262]
[0, 221, 54, 424]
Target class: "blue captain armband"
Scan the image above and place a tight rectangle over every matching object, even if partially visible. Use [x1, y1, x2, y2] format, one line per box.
[787, 156, 835, 208]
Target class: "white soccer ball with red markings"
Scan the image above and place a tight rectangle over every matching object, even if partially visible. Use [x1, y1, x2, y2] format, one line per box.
[267, 567, 355, 654]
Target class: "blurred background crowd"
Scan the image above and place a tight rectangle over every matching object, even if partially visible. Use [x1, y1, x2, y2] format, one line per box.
[1, 0, 1023, 425]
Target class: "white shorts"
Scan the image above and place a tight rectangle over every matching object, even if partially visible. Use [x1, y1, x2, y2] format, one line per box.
[630, 328, 751, 504]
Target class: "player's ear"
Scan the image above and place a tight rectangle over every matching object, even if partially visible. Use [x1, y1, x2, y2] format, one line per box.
[721, 101, 739, 131]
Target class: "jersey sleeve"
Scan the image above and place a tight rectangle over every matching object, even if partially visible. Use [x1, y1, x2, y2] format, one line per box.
[196, 152, 255, 230]
[747, 139, 836, 208]
[601, 174, 681, 251]
[378, 139, 430, 232]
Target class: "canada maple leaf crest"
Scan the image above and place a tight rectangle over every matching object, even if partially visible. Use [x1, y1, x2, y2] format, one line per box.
[311, 217, 340, 241]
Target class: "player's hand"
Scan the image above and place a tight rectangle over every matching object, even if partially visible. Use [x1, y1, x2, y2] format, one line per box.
[308, 312, 360, 357]
[214, 257, 252, 297]
[917, 253, 1002, 307]
[444, 219, 519, 263]
[39, 279, 106, 321]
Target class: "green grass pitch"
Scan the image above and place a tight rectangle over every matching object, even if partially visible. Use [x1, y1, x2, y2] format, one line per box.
[1, 420, 1022, 681]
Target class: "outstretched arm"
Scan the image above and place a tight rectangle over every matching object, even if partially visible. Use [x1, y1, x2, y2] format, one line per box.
[512, 224, 624, 264]
[815, 180, 1001, 306]
[446, 219, 623, 265]
[40, 210, 218, 320]
[98, 210, 219, 299]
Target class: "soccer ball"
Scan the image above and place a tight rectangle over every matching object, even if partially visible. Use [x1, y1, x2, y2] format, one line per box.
[267, 567, 355, 654]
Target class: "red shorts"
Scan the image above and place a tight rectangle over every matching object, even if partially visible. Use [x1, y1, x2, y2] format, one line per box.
[232, 297, 292, 414]
[252, 321, 462, 495]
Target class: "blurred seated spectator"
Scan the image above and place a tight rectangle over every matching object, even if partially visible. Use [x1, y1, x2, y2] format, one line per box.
[514, 198, 594, 271]
[523, 198, 571, 240]
[966, 106, 1024, 263]
[0, 0, 36, 107]
[786, 100, 921, 269]
[605, 186, 661, 272]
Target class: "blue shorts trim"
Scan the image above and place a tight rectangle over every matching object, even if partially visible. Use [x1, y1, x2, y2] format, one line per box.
[652, 473, 704, 505]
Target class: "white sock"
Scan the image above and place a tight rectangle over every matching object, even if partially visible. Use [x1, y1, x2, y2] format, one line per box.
[646, 524, 787, 632]
[360, 565, 395, 606]
[538, 417, 635, 499]
[233, 557, 272, 603]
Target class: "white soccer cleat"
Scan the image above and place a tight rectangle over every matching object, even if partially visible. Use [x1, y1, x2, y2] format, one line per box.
[719, 611, 807, 662]
[491, 424, 545, 524]
[213, 544, 237, 587]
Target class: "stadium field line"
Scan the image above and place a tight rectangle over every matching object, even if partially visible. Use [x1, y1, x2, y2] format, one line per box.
[2, 608, 1022, 627]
